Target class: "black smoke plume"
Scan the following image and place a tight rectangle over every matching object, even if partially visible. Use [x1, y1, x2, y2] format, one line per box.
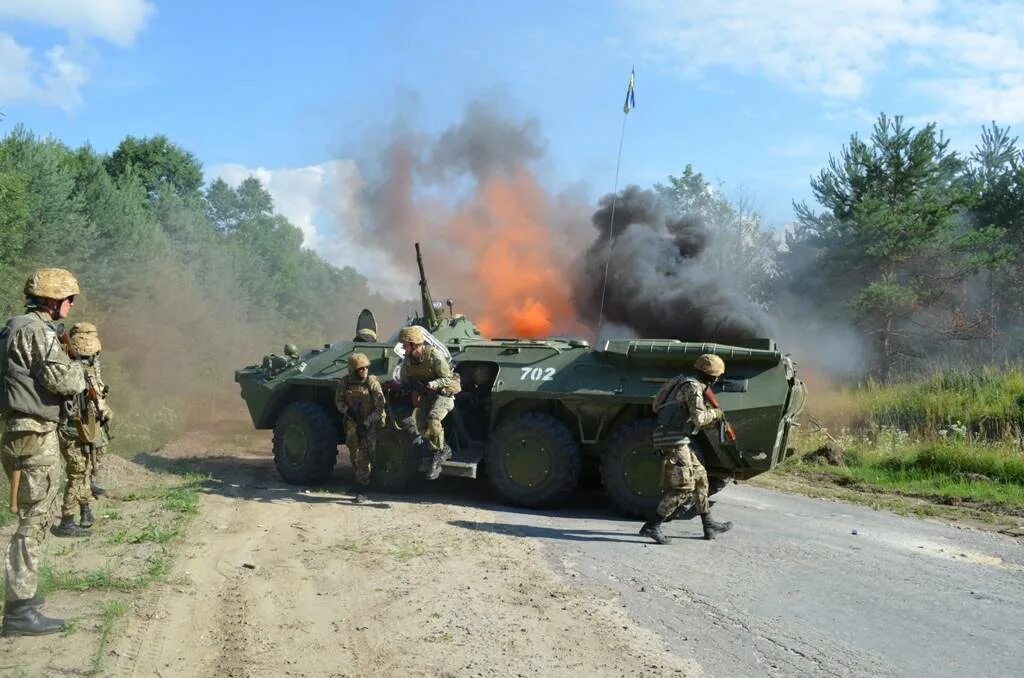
[572, 186, 775, 343]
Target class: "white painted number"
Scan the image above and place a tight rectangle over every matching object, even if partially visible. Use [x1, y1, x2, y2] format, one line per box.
[519, 367, 556, 381]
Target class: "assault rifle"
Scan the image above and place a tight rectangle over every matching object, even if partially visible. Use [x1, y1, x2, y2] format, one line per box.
[703, 386, 737, 444]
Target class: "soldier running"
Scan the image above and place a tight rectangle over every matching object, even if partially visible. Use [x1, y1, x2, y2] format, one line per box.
[334, 352, 385, 503]
[639, 354, 734, 544]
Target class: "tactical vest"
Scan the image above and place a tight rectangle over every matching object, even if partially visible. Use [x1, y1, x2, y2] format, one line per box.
[403, 347, 462, 396]
[341, 376, 377, 419]
[651, 376, 701, 448]
[0, 314, 65, 422]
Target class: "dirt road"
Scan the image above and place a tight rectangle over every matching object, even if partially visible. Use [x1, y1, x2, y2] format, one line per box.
[106, 432, 697, 677]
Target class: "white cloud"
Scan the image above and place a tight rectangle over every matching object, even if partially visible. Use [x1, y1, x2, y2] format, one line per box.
[0, 0, 154, 46]
[627, 0, 1024, 124]
[0, 0, 154, 111]
[208, 161, 409, 297]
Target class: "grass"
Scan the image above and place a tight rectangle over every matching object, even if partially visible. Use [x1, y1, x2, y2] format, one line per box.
[92, 599, 127, 675]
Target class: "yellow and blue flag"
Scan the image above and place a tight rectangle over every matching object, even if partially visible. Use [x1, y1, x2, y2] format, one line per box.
[623, 68, 636, 114]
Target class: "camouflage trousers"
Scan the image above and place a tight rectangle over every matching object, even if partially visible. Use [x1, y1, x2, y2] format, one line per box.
[1, 430, 61, 602]
[656, 443, 709, 519]
[59, 436, 94, 517]
[91, 443, 105, 482]
[344, 419, 377, 486]
[414, 395, 454, 452]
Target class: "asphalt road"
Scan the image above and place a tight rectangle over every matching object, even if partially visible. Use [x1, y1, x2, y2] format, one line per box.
[448, 483, 1024, 677]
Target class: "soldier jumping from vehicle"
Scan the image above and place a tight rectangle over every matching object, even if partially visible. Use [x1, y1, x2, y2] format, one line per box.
[639, 353, 734, 544]
[334, 352, 385, 503]
[398, 325, 460, 480]
[54, 322, 112, 536]
[0, 268, 87, 636]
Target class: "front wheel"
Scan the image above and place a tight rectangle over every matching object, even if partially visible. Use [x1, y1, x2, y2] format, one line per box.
[272, 402, 339, 484]
[371, 409, 425, 493]
[485, 412, 580, 508]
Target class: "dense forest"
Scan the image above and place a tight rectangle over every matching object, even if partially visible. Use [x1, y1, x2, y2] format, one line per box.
[2, 111, 1024, 443]
[0, 126, 404, 439]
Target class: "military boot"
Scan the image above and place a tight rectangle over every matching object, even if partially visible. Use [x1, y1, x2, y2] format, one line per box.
[639, 520, 671, 545]
[701, 512, 733, 540]
[80, 505, 94, 529]
[52, 515, 90, 538]
[426, 446, 451, 481]
[354, 493, 369, 504]
[1, 599, 65, 637]
[90, 482, 106, 498]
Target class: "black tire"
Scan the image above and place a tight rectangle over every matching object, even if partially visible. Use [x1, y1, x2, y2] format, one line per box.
[371, 411, 426, 493]
[272, 402, 339, 485]
[600, 419, 662, 519]
[708, 474, 733, 496]
[485, 412, 580, 508]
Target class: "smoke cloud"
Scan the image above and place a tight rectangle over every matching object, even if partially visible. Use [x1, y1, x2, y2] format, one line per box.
[572, 186, 775, 343]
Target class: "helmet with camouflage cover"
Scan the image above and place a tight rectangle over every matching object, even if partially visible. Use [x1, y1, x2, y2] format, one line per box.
[348, 352, 370, 374]
[694, 354, 725, 378]
[70, 322, 102, 356]
[399, 326, 425, 344]
[283, 344, 299, 359]
[356, 328, 377, 342]
[24, 268, 80, 301]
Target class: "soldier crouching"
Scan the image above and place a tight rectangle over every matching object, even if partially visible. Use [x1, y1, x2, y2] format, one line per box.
[335, 353, 385, 503]
[639, 354, 734, 544]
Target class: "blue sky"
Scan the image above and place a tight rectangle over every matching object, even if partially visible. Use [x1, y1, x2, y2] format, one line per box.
[3, 1, 1023, 285]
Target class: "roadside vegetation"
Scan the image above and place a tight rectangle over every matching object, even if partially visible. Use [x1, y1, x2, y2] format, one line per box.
[0, 466, 204, 675]
[772, 368, 1024, 527]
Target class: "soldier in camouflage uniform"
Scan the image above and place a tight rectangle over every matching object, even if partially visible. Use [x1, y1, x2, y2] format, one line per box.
[398, 325, 460, 480]
[0, 268, 86, 636]
[54, 322, 112, 536]
[334, 352, 385, 503]
[639, 354, 734, 545]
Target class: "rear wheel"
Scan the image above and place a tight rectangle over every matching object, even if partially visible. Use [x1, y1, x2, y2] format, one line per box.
[600, 419, 661, 519]
[272, 402, 339, 484]
[485, 412, 580, 508]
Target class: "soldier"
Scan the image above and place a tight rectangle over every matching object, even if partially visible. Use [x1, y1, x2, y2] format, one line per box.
[353, 328, 377, 343]
[397, 326, 459, 480]
[639, 354, 734, 545]
[54, 322, 112, 537]
[0, 268, 86, 636]
[334, 353, 385, 503]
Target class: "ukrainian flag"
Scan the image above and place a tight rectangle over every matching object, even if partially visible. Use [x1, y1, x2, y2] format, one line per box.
[623, 69, 636, 114]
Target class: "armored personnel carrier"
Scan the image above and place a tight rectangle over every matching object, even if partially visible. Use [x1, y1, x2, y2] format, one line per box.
[235, 244, 806, 517]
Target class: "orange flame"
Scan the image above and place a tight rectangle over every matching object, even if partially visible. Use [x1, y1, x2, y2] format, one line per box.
[445, 170, 587, 339]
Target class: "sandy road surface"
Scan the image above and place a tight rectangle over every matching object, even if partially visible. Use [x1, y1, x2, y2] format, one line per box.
[107, 433, 698, 677]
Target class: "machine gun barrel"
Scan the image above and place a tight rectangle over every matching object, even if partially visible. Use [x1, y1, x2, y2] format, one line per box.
[415, 242, 442, 331]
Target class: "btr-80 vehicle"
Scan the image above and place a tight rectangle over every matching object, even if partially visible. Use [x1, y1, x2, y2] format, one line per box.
[235, 244, 806, 518]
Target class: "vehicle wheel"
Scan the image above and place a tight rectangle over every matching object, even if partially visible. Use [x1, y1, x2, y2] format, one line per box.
[272, 402, 339, 485]
[600, 419, 662, 519]
[708, 474, 732, 496]
[485, 412, 580, 507]
[371, 411, 425, 493]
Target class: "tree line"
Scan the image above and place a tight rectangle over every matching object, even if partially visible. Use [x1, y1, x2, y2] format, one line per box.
[657, 114, 1024, 380]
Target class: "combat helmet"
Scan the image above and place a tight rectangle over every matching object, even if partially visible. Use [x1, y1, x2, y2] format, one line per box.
[283, 344, 300, 359]
[70, 322, 102, 356]
[348, 352, 370, 374]
[356, 328, 377, 342]
[398, 326, 425, 344]
[694, 354, 725, 378]
[24, 268, 79, 301]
